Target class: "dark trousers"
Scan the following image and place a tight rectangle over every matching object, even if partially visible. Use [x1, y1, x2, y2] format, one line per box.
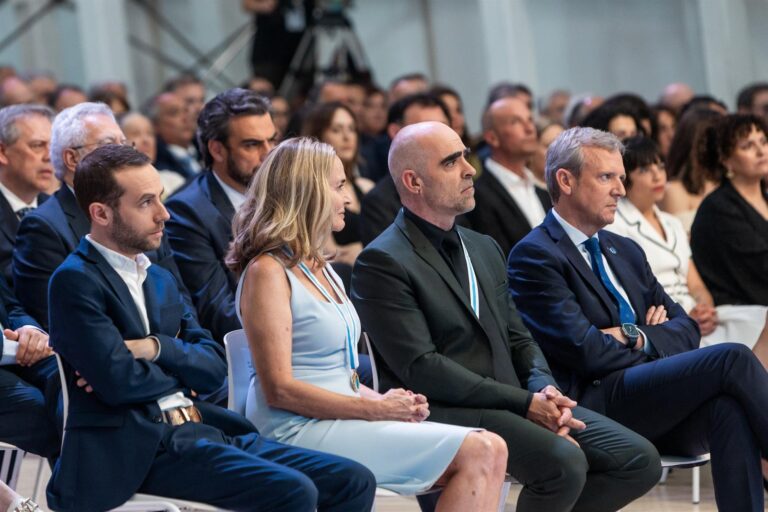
[138, 423, 376, 512]
[0, 355, 60, 457]
[592, 343, 768, 512]
[430, 404, 660, 512]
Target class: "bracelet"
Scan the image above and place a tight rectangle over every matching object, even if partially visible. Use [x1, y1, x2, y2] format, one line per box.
[13, 498, 41, 512]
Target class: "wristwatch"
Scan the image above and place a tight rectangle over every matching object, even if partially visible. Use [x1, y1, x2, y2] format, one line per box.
[621, 323, 640, 350]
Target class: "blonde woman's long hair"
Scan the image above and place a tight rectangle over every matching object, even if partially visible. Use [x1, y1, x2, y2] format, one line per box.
[226, 137, 336, 274]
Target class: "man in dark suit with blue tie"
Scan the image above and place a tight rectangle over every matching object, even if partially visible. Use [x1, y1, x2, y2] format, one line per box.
[0, 104, 55, 285]
[13, 102, 187, 331]
[47, 143, 375, 512]
[509, 126, 768, 512]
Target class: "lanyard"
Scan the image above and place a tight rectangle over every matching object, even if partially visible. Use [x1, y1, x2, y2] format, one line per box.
[296, 262, 359, 373]
[458, 233, 480, 318]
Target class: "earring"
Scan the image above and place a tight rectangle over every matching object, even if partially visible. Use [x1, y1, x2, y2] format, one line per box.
[725, 167, 735, 179]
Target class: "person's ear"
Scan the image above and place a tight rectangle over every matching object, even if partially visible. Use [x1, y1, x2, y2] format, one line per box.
[0, 143, 9, 167]
[208, 139, 227, 164]
[88, 202, 112, 227]
[387, 123, 400, 140]
[483, 129, 499, 149]
[401, 169, 422, 194]
[62, 148, 79, 173]
[555, 168, 574, 196]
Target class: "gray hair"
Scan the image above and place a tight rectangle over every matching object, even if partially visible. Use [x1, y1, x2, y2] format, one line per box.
[50, 102, 115, 180]
[545, 126, 624, 203]
[0, 104, 54, 146]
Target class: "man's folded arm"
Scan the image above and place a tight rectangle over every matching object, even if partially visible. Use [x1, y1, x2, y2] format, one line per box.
[50, 267, 182, 406]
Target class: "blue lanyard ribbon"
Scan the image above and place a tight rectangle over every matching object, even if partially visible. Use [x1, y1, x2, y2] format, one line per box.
[458, 233, 479, 318]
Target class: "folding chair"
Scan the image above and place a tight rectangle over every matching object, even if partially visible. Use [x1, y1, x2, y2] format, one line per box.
[54, 354, 229, 511]
[222, 329, 252, 415]
[660, 453, 711, 504]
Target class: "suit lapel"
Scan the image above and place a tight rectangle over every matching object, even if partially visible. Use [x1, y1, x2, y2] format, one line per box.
[543, 212, 618, 322]
[599, 233, 644, 323]
[204, 172, 236, 225]
[58, 186, 92, 243]
[77, 239, 147, 333]
[395, 212, 476, 318]
[142, 273, 161, 334]
[0, 195, 18, 245]
[481, 171, 533, 229]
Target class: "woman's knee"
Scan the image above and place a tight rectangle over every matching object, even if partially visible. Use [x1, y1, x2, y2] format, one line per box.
[457, 431, 506, 474]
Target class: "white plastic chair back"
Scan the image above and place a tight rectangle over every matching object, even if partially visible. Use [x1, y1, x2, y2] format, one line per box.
[223, 329, 252, 415]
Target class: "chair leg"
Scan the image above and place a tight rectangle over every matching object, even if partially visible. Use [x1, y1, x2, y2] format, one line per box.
[31, 457, 45, 502]
[497, 480, 512, 512]
[692, 466, 700, 504]
[659, 467, 669, 484]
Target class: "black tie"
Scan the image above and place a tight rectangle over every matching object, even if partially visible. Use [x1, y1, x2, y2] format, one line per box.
[440, 231, 469, 295]
[16, 207, 33, 220]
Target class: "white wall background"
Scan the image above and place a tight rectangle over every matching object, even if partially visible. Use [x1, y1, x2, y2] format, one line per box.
[1, 0, 766, 132]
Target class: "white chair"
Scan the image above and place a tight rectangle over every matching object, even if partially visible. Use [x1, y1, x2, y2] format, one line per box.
[54, 354, 229, 512]
[223, 329, 252, 415]
[0, 442, 24, 490]
[660, 453, 711, 504]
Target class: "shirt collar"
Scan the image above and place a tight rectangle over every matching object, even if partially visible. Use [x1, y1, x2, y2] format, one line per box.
[0, 181, 37, 212]
[484, 158, 536, 185]
[212, 171, 246, 211]
[551, 208, 596, 247]
[403, 207, 459, 252]
[85, 234, 152, 275]
[166, 144, 195, 158]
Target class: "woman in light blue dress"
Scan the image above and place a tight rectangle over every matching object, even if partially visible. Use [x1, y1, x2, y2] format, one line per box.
[227, 137, 508, 511]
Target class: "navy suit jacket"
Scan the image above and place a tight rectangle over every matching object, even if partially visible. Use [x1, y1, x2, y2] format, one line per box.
[0, 191, 47, 286]
[165, 171, 239, 343]
[507, 211, 699, 410]
[13, 185, 187, 330]
[154, 138, 199, 180]
[0, 274, 40, 355]
[46, 238, 226, 512]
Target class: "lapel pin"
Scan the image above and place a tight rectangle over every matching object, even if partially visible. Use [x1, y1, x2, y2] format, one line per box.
[608, 246, 617, 254]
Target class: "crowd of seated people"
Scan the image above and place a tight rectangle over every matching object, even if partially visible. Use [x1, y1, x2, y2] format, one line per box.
[1, 62, 768, 511]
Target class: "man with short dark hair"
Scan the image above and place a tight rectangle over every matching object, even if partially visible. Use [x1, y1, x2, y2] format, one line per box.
[150, 92, 202, 180]
[165, 88, 276, 343]
[509, 126, 768, 512]
[47, 144, 376, 512]
[0, 104, 54, 283]
[359, 93, 452, 244]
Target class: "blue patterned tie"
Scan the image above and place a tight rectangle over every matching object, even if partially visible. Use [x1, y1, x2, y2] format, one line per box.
[584, 237, 635, 324]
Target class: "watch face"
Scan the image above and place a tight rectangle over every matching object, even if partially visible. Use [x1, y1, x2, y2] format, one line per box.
[622, 323, 639, 336]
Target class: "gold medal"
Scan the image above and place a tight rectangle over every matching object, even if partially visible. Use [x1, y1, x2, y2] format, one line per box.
[350, 370, 360, 392]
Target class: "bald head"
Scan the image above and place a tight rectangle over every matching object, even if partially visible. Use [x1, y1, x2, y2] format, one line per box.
[659, 82, 694, 114]
[389, 122, 450, 189]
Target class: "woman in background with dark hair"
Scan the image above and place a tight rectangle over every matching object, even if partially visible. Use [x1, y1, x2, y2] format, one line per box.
[691, 114, 768, 307]
[302, 102, 373, 266]
[607, 136, 768, 365]
[659, 108, 723, 232]
[581, 102, 644, 140]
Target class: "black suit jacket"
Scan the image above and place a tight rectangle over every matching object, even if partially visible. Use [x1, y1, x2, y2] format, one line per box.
[359, 175, 401, 246]
[154, 138, 199, 180]
[165, 172, 239, 342]
[508, 211, 700, 410]
[0, 192, 47, 286]
[351, 211, 556, 422]
[466, 167, 551, 257]
[13, 186, 187, 329]
[47, 238, 225, 512]
[690, 180, 768, 306]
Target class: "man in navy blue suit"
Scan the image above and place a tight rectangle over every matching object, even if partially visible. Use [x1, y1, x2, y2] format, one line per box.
[47, 144, 375, 512]
[508, 126, 768, 512]
[165, 88, 277, 343]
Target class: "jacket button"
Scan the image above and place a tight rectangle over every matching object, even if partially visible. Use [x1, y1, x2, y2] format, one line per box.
[592, 380, 601, 386]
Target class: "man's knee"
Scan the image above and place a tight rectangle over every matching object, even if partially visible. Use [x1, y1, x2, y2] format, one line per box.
[270, 471, 319, 512]
[517, 438, 588, 497]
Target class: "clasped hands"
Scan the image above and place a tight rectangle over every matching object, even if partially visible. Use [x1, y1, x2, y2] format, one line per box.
[374, 388, 430, 423]
[75, 337, 160, 393]
[4, 326, 52, 366]
[526, 385, 586, 447]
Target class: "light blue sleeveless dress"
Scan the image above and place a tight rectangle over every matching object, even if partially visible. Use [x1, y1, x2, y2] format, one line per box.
[236, 258, 474, 493]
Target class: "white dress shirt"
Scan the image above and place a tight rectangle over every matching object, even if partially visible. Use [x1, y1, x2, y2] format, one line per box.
[484, 158, 547, 227]
[0, 181, 37, 214]
[85, 236, 190, 410]
[212, 172, 246, 211]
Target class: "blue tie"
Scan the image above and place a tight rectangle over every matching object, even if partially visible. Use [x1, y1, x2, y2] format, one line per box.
[584, 237, 635, 324]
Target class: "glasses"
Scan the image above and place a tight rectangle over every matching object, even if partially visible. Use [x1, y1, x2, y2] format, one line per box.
[70, 138, 135, 151]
